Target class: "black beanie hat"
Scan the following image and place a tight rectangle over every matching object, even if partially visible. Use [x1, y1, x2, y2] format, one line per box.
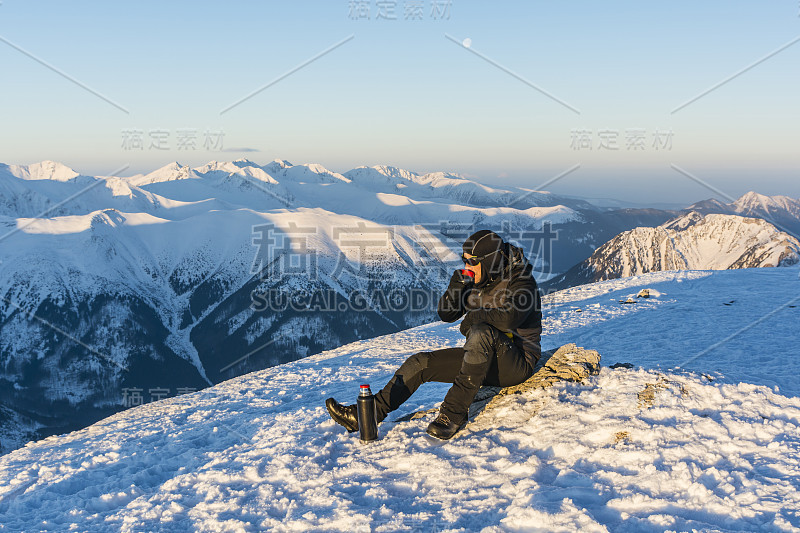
[462, 230, 506, 283]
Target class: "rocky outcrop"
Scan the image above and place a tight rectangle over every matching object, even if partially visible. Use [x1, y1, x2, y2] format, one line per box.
[543, 213, 800, 291]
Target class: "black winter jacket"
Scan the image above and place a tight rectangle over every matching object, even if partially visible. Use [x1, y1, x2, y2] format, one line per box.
[437, 243, 543, 367]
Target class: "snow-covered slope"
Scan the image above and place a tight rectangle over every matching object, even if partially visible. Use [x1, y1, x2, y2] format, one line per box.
[1, 267, 799, 531]
[0, 160, 756, 455]
[544, 213, 800, 290]
[0, 158, 593, 453]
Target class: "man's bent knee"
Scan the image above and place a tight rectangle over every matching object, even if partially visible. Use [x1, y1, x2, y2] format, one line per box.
[396, 351, 429, 378]
[464, 322, 501, 345]
[463, 322, 500, 364]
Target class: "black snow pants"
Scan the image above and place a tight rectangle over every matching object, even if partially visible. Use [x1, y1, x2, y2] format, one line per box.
[373, 322, 536, 425]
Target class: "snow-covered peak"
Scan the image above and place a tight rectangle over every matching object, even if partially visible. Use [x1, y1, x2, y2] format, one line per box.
[414, 170, 471, 186]
[661, 210, 705, 231]
[2, 160, 80, 182]
[689, 192, 800, 219]
[280, 163, 351, 184]
[230, 165, 279, 184]
[735, 191, 774, 211]
[192, 160, 275, 182]
[151, 161, 184, 175]
[351, 165, 418, 181]
[230, 158, 259, 169]
[547, 212, 800, 290]
[415, 172, 516, 199]
[193, 160, 236, 176]
[685, 197, 732, 213]
[372, 164, 418, 181]
[127, 161, 196, 186]
[342, 165, 420, 192]
[198, 159, 265, 174]
[131, 160, 280, 195]
[734, 190, 800, 214]
[684, 192, 800, 239]
[596, 213, 800, 277]
[262, 158, 292, 173]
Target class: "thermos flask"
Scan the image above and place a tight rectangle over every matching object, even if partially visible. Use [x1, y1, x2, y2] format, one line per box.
[357, 384, 379, 443]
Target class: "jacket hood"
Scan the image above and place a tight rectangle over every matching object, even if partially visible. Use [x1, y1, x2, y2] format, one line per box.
[479, 242, 532, 288]
[504, 243, 532, 278]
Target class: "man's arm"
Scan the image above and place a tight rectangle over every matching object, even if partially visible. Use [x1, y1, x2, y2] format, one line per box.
[460, 275, 540, 333]
[437, 270, 473, 322]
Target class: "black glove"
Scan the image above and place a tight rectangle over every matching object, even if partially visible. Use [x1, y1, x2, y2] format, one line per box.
[449, 269, 475, 289]
[438, 269, 475, 323]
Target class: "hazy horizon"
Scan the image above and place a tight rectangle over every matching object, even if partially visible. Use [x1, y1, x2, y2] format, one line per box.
[2, 0, 798, 204]
[6, 156, 792, 211]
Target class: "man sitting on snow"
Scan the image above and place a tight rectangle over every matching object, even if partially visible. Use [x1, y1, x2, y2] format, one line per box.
[326, 230, 543, 440]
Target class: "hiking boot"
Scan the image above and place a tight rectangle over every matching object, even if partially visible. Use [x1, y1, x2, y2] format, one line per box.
[426, 411, 466, 440]
[325, 398, 358, 433]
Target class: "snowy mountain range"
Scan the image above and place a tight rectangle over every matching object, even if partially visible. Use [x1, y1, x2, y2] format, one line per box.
[1, 267, 799, 531]
[0, 159, 680, 451]
[1, 159, 799, 457]
[0, 159, 675, 272]
[542, 212, 800, 291]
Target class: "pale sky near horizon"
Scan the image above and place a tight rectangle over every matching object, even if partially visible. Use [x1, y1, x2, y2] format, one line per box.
[0, 0, 798, 204]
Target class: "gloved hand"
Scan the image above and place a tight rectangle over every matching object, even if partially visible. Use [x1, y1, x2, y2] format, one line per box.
[438, 269, 474, 322]
[449, 268, 475, 288]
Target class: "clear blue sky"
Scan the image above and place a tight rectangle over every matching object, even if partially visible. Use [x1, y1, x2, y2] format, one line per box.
[1, 0, 798, 204]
